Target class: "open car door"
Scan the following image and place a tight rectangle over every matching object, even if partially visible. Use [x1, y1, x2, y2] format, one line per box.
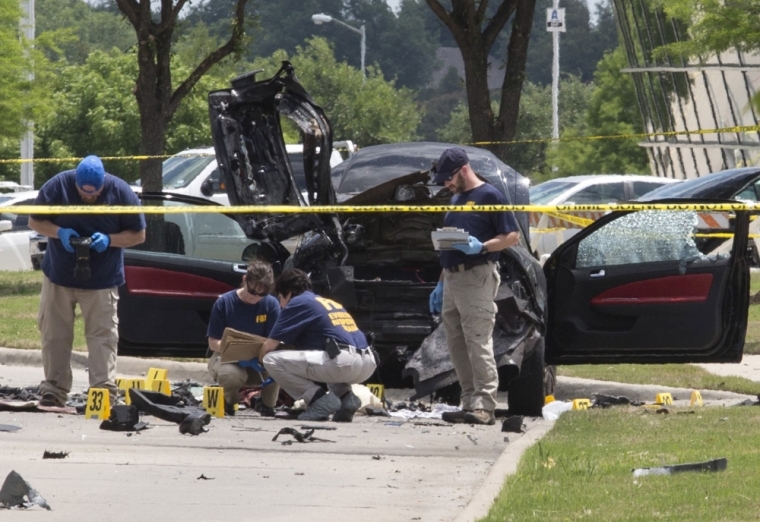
[544, 202, 750, 365]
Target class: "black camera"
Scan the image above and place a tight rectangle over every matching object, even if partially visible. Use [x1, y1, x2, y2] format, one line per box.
[69, 236, 92, 280]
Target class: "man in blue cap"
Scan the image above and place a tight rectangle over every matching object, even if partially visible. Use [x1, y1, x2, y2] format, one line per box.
[29, 155, 146, 408]
[429, 147, 520, 425]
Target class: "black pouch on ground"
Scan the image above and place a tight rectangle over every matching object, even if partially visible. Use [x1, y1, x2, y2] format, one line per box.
[128, 389, 210, 434]
[0, 470, 51, 510]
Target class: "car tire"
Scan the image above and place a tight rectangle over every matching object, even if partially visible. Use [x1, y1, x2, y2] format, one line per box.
[507, 340, 546, 416]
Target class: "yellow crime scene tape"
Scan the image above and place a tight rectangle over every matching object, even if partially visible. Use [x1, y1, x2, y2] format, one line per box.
[10, 202, 760, 215]
[0, 125, 757, 165]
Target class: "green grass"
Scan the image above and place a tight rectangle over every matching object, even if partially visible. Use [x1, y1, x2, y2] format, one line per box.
[0, 270, 87, 351]
[483, 406, 760, 521]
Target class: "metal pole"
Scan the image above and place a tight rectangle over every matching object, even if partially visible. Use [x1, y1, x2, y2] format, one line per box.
[20, 0, 34, 188]
[551, 0, 560, 172]
[360, 24, 366, 81]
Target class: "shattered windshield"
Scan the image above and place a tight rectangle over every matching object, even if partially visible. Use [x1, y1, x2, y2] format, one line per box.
[577, 211, 711, 268]
[161, 154, 215, 189]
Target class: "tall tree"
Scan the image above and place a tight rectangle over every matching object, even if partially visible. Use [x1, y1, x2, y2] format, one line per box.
[114, 0, 249, 191]
[425, 0, 536, 161]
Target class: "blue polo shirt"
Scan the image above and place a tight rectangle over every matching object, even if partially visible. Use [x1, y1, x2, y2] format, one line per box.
[440, 182, 518, 269]
[268, 291, 368, 350]
[31, 170, 146, 289]
[207, 291, 280, 339]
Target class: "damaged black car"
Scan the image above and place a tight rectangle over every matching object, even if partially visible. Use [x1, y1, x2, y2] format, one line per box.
[119, 63, 751, 416]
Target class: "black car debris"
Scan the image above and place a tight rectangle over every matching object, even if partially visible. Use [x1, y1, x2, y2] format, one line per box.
[117, 63, 751, 416]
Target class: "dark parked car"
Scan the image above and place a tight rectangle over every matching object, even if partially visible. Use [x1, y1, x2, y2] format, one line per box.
[117, 63, 751, 416]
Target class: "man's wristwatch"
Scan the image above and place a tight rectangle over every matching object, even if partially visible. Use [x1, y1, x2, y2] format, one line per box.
[480, 243, 489, 255]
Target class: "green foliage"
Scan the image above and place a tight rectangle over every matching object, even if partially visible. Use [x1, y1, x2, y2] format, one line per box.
[250, 38, 420, 145]
[518, 0, 620, 86]
[35, 49, 227, 185]
[652, 0, 760, 57]
[548, 47, 650, 178]
[35, 0, 135, 64]
[436, 76, 593, 177]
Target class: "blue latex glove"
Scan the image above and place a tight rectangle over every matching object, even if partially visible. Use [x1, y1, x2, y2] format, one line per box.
[90, 232, 111, 253]
[452, 236, 484, 255]
[238, 357, 266, 372]
[429, 281, 444, 314]
[57, 228, 79, 253]
[261, 377, 275, 388]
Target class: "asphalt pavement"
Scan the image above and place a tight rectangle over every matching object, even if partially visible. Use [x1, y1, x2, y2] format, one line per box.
[0, 348, 758, 521]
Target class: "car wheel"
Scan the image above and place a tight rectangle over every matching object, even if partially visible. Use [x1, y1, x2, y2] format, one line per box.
[507, 340, 546, 416]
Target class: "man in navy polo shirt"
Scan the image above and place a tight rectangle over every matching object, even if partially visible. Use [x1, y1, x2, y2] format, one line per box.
[260, 269, 376, 422]
[206, 259, 280, 416]
[428, 148, 520, 425]
[29, 155, 146, 408]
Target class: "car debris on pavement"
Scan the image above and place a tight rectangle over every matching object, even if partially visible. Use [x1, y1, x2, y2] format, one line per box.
[0, 471, 51, 510]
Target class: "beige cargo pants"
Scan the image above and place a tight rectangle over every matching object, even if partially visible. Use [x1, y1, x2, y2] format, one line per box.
[441, 262, 500, 411]
[263, 347, 376, 404]
[37, 275, 119, 404]
[207, 352, 280, 408]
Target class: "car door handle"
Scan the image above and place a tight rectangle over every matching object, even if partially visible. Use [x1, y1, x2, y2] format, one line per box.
[233, 264, 247, 274]
[590, 269, 606, 278]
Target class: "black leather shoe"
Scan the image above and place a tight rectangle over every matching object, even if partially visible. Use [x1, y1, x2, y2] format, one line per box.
[224, 402, 236, 416]
[39, 393, 65, 408]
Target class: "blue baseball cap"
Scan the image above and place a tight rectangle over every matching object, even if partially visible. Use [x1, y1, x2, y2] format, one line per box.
[76, 155, 105, 193]
[431, 147, 469, 185]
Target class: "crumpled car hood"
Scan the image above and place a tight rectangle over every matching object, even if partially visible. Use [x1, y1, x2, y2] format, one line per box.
[403, 245, 547, 400]
[208, 62, 335, 238]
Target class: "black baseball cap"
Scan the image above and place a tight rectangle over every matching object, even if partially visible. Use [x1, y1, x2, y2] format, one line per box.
[431, 147, 469, 185]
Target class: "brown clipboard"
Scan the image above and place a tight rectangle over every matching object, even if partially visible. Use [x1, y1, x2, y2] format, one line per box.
[219, 327, 267, 363]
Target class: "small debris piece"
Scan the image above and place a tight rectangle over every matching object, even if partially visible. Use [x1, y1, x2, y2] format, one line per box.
[372, 455, 383, 460]
[633, 458, 727, 477]
[0, 424, 21, 432]
[272, 427, 334, 444]
[299, 425, 337, 431]
[42, 451, 69, 460]
[0, 471, 51, 510]
[365, 407, 391, 417]
[197, 474, 214, 480]
[592, 394, 641, 408]
[295, 473, 304, 476]
[466, 434, 478, 445]
[501, 416, 524, 433]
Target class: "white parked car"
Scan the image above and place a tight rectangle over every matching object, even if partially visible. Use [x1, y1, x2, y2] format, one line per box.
[529, 174, 680, 262]
[0, 190, 39, 271]
[135, 142, 355, 205]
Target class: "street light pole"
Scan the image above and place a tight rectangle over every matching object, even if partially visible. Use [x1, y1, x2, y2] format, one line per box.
[546, 1, 566, 173]
[312, 13, 365, 81]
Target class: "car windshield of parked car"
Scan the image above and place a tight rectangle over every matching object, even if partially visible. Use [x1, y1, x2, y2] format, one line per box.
[529, 180, 578, 204]
[0, 196, 16, 205]
[161, 154, 215, 190]
[130, 199, 256, 262]
[577, 210, 711, 268]
[337, 153, 501, 195]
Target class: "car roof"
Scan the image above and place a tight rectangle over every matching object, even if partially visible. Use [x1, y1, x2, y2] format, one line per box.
[532, 174, 678, 185]
[638, 167, 760, 201]
[0, 190, 38, 205]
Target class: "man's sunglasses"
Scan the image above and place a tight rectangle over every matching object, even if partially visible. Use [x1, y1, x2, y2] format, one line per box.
[444, 167, 463, 182]
[246, 285, 269, 297]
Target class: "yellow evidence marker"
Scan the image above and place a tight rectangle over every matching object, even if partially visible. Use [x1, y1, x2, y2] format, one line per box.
[203, 386, 225, 418]
[690, 390, 704, 407]
[366, 383, 384, 401]
[544, 395, 556, 405]
[119, 378, 146, 405]
[655, 393, 674, 405]
[572, 398, 591, 410]
[150, 379, 171, 395]
[85, 388, 111, 420]
[145, 367, 168, 389]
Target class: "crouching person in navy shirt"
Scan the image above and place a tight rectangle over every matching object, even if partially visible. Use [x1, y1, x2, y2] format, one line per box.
[260, 269, 377, 422]
[207, 259, 281, 417]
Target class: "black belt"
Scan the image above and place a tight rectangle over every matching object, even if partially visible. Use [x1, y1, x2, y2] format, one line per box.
[444, 258, 492, 273]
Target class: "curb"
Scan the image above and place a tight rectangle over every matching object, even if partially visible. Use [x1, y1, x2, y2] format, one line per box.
[453, 419, 554, 522]
[0, 347, 213, 384]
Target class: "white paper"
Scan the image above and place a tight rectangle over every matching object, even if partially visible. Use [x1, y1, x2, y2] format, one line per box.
[431, 228, 469, 251]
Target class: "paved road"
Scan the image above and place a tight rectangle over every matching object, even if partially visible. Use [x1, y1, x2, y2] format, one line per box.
[0, 349, 756, 521]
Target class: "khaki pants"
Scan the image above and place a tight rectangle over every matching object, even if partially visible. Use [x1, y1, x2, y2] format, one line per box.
[262, 348, 376, 404]
[38, 275, 119, 403]
[442, 262, 500, 411]
[207, 352, 280, 408]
